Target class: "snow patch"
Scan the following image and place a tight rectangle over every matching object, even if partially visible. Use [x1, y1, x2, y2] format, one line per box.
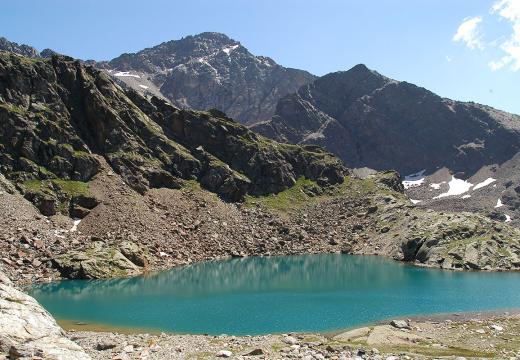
[505, 214, 512, 222]
[433, 176, 473, 199]
[403, 170, 426, 189]
[222, 44, 240, 55]
[410, 199, 422, 204]
[473, 177, 496, 191]
[429, 183, 443, 190]
[114, 71, 141, 78]
[138, 85, 149, 89]
[495, 199, 504, 208]
[461, 194, 471, 199]
[70, 219, 81, 233]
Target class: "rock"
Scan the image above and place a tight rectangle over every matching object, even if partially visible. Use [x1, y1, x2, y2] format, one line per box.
[119, 241, 149, 267]
[52, 241, 142, 279]
[390, 319, 410, 330]
[367, 325, 424, 346]
[216, 349, 233, 357]
[283, 336, 299, 345]
[490, 324, 504, 332]
[245, 348, 264, 356]
[96, 341, 117, 351]
[0, 270, 90, 359]
[333, 327, 372, 341]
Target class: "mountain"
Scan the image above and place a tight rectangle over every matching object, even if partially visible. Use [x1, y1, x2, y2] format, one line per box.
[0, 51, 344, 209]
[0, 36, 57, 59]
[97, 32, 316, 124]
[2, 50, 519, 289]
[251, 64, 520, 225]
[252, 64, 520, 175]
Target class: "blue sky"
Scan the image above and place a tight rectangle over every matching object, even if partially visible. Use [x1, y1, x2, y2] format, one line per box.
[2, 0, 519, 114]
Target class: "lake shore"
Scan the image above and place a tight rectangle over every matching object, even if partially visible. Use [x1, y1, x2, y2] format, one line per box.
[67, 310, 520, 359]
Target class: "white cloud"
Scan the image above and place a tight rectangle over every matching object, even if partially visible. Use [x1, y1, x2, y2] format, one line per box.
[490, 0, 520, 71]
[445, 55, 452, 62]
[453, 16, 485, 50]
[492, 0, 520, 22]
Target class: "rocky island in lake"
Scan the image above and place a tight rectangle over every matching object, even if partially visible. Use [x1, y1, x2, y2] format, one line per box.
[1, 1, 520, 359]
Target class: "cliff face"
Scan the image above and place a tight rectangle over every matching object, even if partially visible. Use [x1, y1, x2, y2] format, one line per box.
[252, 64, 520, 176]
[100, 32, 316, 124]
[0, 51, 345, 213]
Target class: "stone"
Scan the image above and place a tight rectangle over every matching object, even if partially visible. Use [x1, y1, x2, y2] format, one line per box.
[245, 348, 265, 356]
[367, 325, 424, 346]
[390, 319, 410, 329]
[96, 341, 117, 351]
[52, 241, 141, 279]
[490, 324, 504, 332]
[283, 336, 299, 345]
[0, 270, 90, 359]
[216, 349, 233, 357]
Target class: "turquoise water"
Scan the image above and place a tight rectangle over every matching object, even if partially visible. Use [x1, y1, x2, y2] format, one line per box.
[29, 254, 520, 335]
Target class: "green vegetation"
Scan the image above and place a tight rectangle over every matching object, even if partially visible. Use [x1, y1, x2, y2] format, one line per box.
[22, 178, 89, 198]
[0, 102, 27, 115]
[244, 177, 321, 212]
[243, 175, 399, 214]
[52, 179, 89, 197]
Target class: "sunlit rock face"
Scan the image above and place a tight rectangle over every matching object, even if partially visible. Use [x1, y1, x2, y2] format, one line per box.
[0, 270, 90, 359]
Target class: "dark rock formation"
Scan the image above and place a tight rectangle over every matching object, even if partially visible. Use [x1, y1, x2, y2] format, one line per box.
[0, 37, 40, 58]
[0, 51, 345, 206]
[252, 64, 520, 176]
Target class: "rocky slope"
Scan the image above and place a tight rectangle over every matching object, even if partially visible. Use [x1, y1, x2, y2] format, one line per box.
[0, 269, 90, 359]
[251, 64, 520, 226]
[0, 50, 344, 209]
[404, 154, 520, 228]
[0, 36, 57, 59]
[94, 32, 315, 124]
[252, 64, 520, 176]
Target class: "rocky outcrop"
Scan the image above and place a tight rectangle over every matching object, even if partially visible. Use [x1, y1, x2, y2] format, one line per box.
[52, 240, 148, 279]
[0, 37, 58, 59]
[0, 37, 39, 58]
[98, 32, 315, 124]
[252, 64, 520, 176]
[0, 270, 90, 359]
[0, 51, 345, 206]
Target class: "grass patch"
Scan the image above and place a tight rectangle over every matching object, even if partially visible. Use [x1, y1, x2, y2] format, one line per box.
[22, 179, 89, 197]
[52, 179, 89, 197]
[243, 175, 389, 214]
[0, 102, 27, 115]
[244, 177, 319, 212]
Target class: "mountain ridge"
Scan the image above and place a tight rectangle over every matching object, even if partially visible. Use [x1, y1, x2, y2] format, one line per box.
[252, 63, 520, 175]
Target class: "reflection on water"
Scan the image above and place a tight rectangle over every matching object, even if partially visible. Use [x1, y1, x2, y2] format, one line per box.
[29, 254, 520, 335]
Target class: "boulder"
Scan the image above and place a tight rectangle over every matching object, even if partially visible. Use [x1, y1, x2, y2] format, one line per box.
[0, 270, 90, 359]
[119, 241, 149, 268]
[52, 241, 142, 279]
[390, 319, 411, 330]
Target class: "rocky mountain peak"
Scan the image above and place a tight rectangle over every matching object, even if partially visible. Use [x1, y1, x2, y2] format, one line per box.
[0, 36, 39, 58]
[253, 63, 520, 177]
[103, 32, 315, 124]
